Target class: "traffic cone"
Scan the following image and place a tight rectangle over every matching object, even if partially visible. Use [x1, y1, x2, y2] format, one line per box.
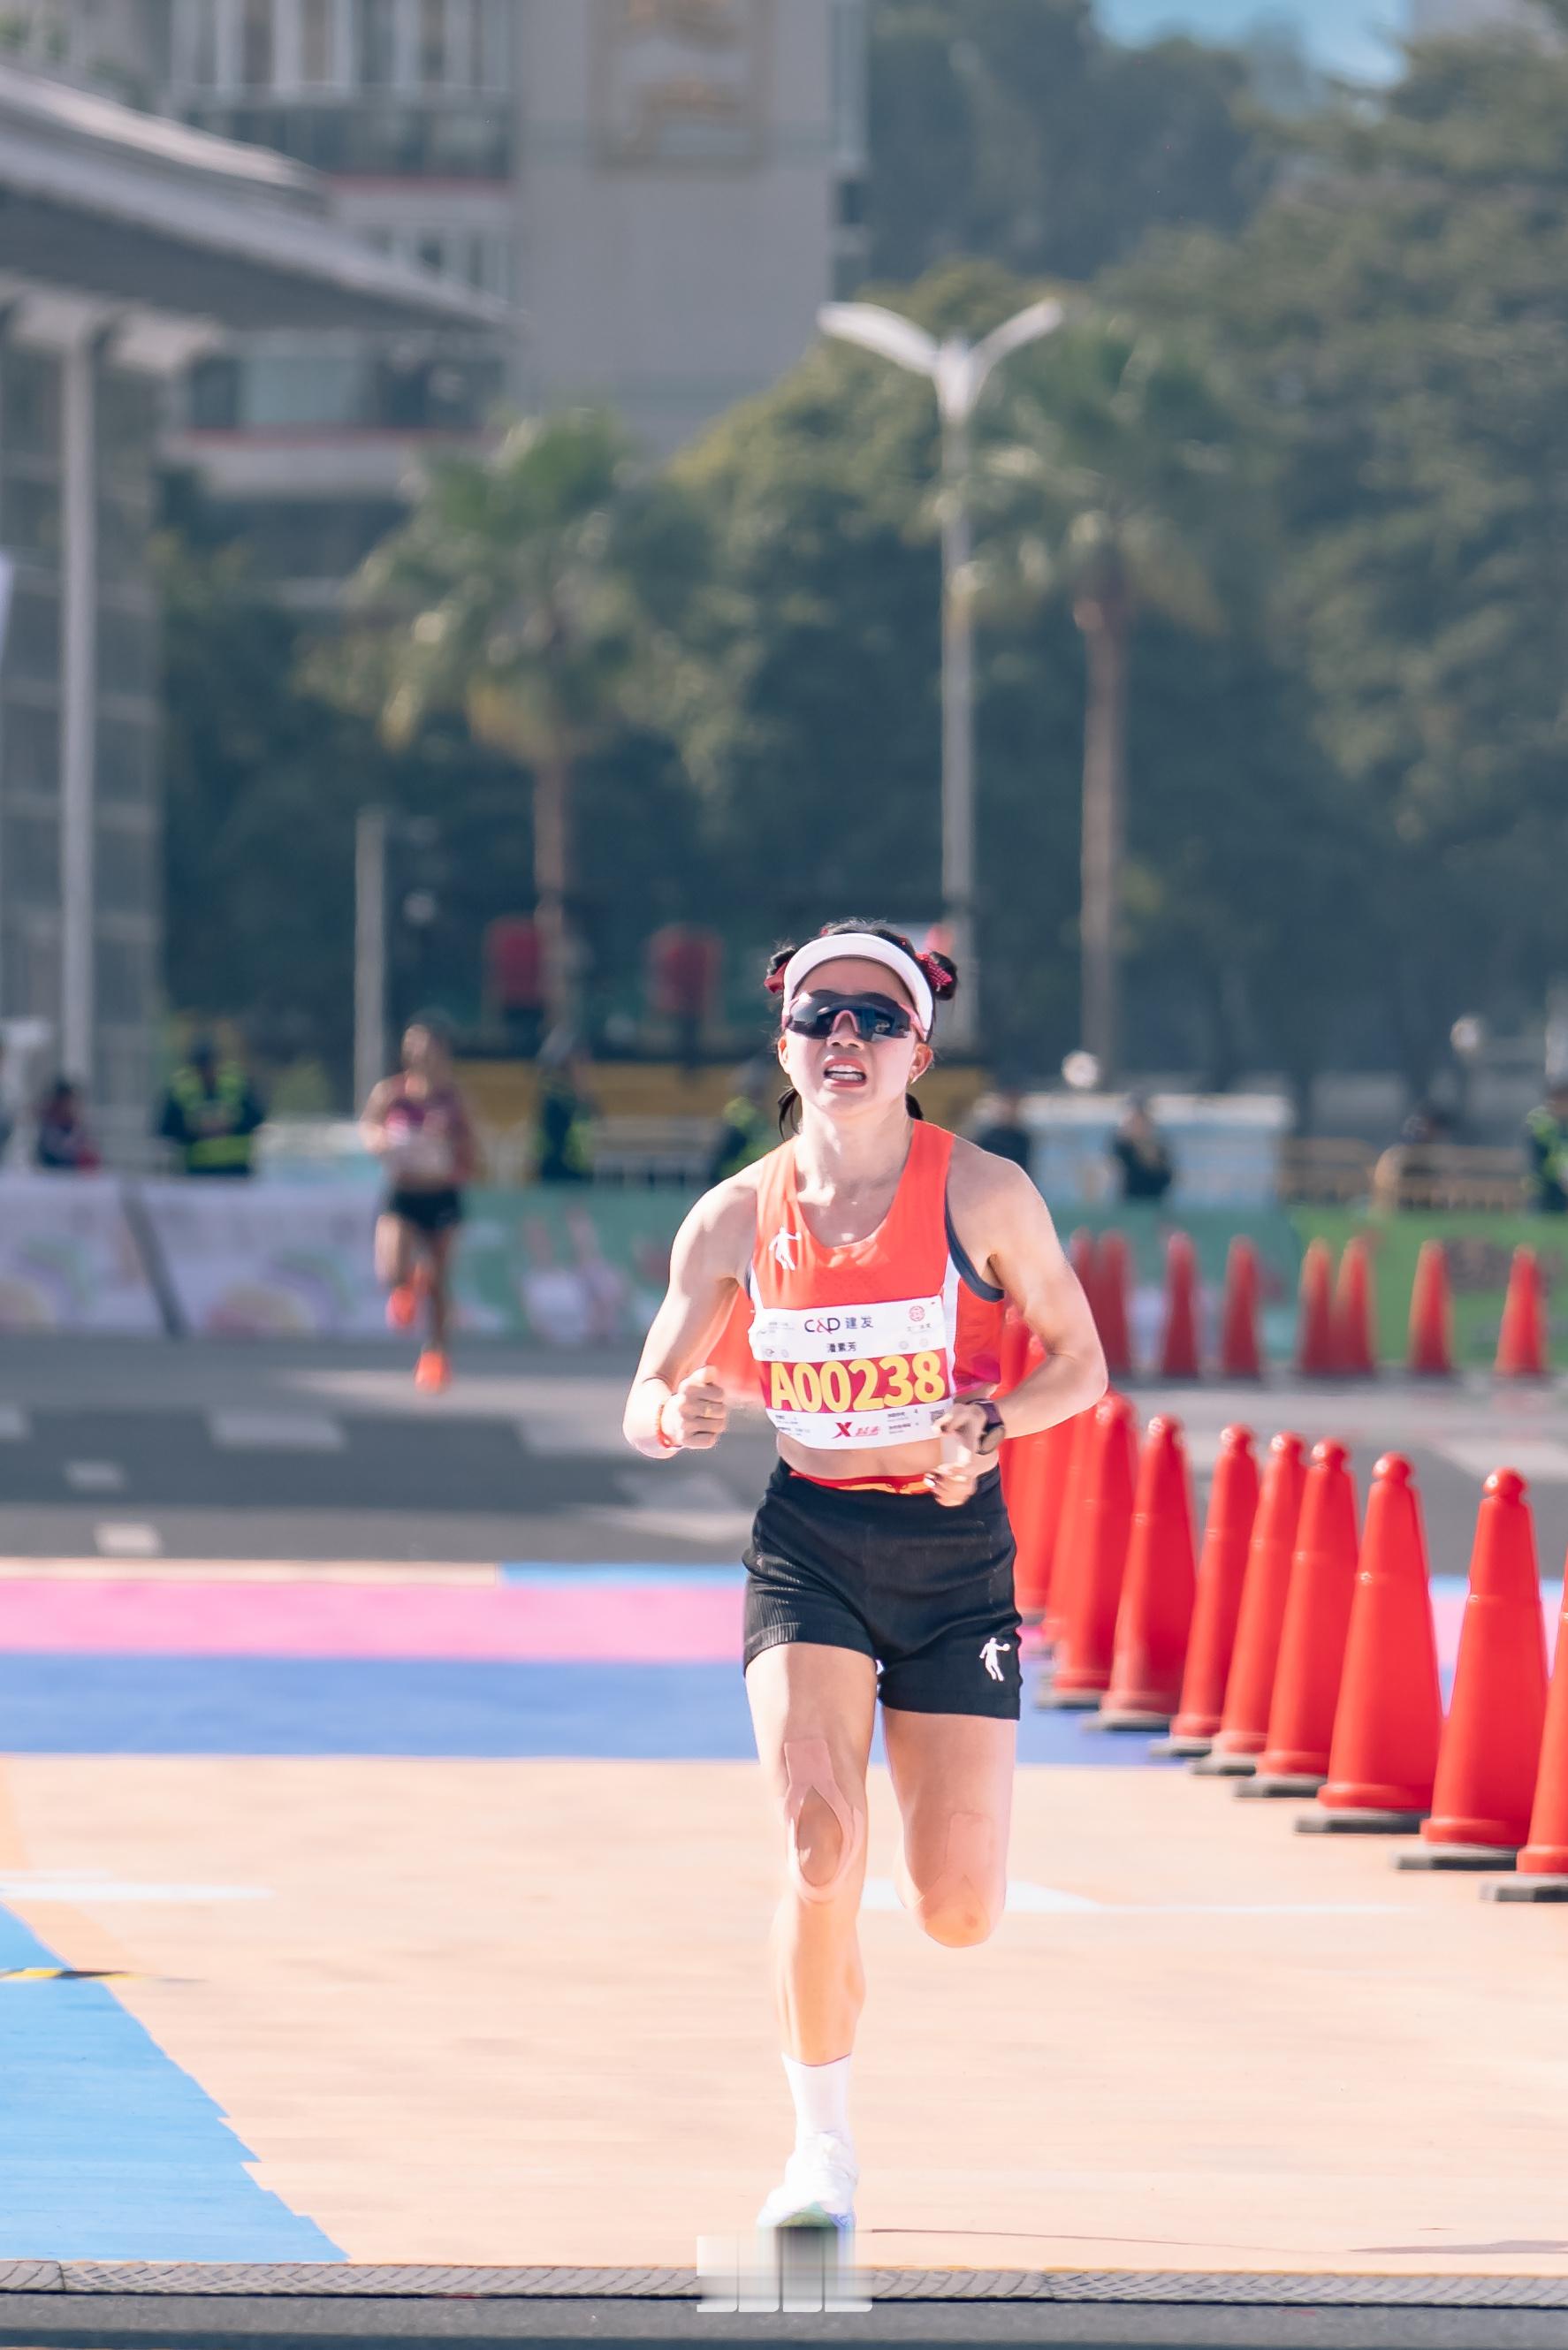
[1158, 1427, 1260, 1757]
[1484, 1540, 1568, 1901]
[1237, 1438, 1359, 1799]
[1037, 1392, 1137, 1707]
[1008, 1370, 1074, 1626]
[1096, 1229, 1134, 1380]
[1038, 1409, 1090, 1645]
[1300, 1454, 1440, 1834]
[1295, 1239, 1337, 1378]
[1193, 1432, 1306, 1776]
[1218, 1241, 1264, 1381]
[1334, 1236, 1378, 1380]
[1092, 1417, 1199, 1731]
[1069, 1228, 1102, 1336]
[1406, 1239, 1455, 1378]
[1496, 1249, 1549, 1381]
[1403, 1470, 1548, 1872]
[996, 1312, 1032, 1524]
[1158, 1231, 1202, 1380]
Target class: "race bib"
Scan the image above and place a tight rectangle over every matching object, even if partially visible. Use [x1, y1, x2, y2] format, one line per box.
[749, 1293, 953, 1450]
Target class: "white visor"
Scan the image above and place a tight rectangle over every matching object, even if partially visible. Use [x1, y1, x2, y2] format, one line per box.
[780, 932, 934, 1036]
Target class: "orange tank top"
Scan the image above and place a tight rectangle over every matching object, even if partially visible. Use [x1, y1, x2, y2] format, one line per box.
[742, 1122, 1006, 1454]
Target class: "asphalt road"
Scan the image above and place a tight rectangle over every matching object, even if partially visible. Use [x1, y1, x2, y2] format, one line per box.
[1, 1338, 1566, 1570]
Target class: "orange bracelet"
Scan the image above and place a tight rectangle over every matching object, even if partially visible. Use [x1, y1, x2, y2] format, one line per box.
[653, 1396, 680, 1451]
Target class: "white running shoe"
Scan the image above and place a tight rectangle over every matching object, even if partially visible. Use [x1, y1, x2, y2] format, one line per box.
[756, 2131, 858, 2232]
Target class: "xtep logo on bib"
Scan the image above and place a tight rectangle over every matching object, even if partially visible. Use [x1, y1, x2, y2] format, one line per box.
[769, 1226, 799, 1273]
[979, 1637, 1011, 1683]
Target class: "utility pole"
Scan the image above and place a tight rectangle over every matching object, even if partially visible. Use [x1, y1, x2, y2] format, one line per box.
[354, 805, 388, 1114]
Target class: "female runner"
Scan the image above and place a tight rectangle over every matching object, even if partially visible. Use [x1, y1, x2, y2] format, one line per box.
[362, 1018, 477, 1392]
[623, 922, 1106, 2232]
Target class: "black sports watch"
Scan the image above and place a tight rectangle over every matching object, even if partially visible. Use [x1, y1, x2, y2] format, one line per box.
[970, 1398, 1007, 1456]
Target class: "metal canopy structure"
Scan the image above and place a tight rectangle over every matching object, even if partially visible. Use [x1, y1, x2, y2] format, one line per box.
[0, 58, 514, 1164]
[0, 58, 515, 336]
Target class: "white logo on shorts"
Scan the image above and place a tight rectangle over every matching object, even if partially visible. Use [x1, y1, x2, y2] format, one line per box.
[980, 1637, 1011, 1683]
[770, 1226, 799, 1272]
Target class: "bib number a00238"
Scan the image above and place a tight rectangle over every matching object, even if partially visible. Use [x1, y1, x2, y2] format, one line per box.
[748, 1294, 954, 1449]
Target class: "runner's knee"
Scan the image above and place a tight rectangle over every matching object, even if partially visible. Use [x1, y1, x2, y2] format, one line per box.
[900, 1809, 1002, 1948]
[780, 1737, 864, 1905]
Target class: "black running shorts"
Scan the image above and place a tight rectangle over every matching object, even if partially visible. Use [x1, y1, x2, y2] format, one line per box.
[385, 1185, 464, 1236]
[742, 1461, 1022, 1719]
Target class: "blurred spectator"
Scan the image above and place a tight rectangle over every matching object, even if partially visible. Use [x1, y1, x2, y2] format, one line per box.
[971, 1086, 1033, 1175]
[534, 1038, 596, 1184]
[1110, 1094, 1175, 1203]
[1525, 1079, 1568, 1214]
[33, 1077, 100, 1173]
[156, 1036, 266, 1177]
[707, 1061, 773, 1184]
[1372, 1103, 1458, 1211]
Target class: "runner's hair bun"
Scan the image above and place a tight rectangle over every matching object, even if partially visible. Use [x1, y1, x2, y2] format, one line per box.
[761, 925, 960, 998]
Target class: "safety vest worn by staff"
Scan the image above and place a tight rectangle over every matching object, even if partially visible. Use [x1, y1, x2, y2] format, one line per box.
[168, 1062, 257, 1175]
[1526, 1105, 1568, 1211]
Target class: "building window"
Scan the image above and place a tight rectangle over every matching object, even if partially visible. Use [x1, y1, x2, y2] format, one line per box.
[301, 0, 335, 82]
[241, 0, 274, 87]
[239, 351, 371, 429]
[2, 347, 63, 464]
[832, 0, 867, 166]
[97, 719, 156, 808]
[5, 590, 60, 687]
[95, 821, 155, 921]
[357, 0, 396, 85]
[419, 0, 446, 85]
[3, 705, 59, 799]
[474, 0, 508, 90]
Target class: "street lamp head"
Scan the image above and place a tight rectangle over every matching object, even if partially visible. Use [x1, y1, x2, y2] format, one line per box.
[817, 301, 940, 381]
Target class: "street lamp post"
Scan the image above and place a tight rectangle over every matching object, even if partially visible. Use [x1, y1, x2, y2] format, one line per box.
[818, 298, 1064, 1053]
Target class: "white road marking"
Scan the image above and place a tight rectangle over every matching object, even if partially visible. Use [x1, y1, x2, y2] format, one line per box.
[861, 1878, 1099, 1915]
[0, 1872, 270, 1904]
[1434, 1438, 1568, 1483]
[596, 1468, 756, 1548]
[93, 1523, 162, 1558]
[515, 1414, 631, 1459]
[208, 1411, 346, 1451]
[0, 1407, 27, 1441]
[66, 1461, 125, 1493]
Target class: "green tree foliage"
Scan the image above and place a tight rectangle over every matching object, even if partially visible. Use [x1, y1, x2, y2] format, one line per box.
[337, 411, 706, 1031]
[866, 0, 1269, 287]
[1115, 0, 1568, 1093]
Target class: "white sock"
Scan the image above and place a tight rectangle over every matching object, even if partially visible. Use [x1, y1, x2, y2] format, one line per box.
[782, 2052, 852, 2148]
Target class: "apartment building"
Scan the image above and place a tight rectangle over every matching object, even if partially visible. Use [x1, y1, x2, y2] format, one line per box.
[8, 2, 866, 592]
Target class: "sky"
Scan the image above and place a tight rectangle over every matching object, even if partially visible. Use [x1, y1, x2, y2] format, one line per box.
[1097, 0, 1409, 80]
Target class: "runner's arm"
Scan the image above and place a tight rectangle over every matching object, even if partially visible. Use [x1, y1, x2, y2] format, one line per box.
[359, 1080, 394, 1157]
[622, 1182, 752, 1459]
[948, 1146, 1107, 1441]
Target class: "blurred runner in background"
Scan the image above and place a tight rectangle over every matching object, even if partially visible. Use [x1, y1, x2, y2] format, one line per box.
[362, 1019, 477, 1392]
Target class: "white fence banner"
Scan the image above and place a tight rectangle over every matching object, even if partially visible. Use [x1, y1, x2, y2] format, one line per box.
[0, 1175, 164, 1333]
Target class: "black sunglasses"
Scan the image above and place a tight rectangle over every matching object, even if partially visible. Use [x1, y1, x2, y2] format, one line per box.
[784, 991, 917, 1042]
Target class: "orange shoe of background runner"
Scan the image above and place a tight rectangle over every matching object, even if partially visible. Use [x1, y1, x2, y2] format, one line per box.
[414, 1349, 450, 1393]
[385, 1283, 418, 1331]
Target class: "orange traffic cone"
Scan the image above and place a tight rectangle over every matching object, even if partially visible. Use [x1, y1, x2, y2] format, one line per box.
[1158, 1232, 1202, 1380]
[1406, 1239, 1455, 1378]
[1097, 1230, 1134, 1380]
[1037, 1392, 1138, 1708]
[997, 1311, 1033, 1525]
[1093, 1417, 1199, 1731]
[1219, 1241, 1264, 1381]
[1496, 1249, 1549, 1381]
[1295, 1239, 1337, 1378]
[1158, 1427, 1260, 1757]
[1334, 1236, 1378, 1380]
[1404, 1470, 1548, 1872]
[1484, 1540, 1568, 1902]
[1237, 1438, 1359, 1799]
[1070, 1228, 1102, 1335]
[1300, 1454, 1441, 1834]
[1037, 1409, 1090, 1646]
[1194, 1431, 1306, 1776]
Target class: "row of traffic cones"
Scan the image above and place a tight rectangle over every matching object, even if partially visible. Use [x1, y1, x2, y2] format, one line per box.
[1010, 1360, 1568, 1899]
[1069, 1227, 1553, 1382]
[1295, 1236, 1552, 1380]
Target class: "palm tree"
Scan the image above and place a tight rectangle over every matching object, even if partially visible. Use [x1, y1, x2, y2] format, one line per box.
[987, 316, 1237, 1078]
[345, 409, 699, 1035]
